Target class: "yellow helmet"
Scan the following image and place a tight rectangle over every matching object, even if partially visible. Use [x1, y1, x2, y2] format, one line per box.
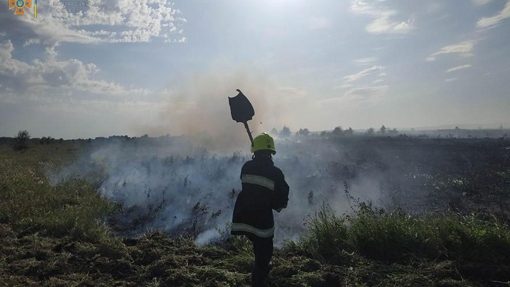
[251, 133, 276, 154]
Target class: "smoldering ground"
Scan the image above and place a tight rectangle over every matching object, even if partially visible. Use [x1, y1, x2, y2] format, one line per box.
[48, 134, 447, 247]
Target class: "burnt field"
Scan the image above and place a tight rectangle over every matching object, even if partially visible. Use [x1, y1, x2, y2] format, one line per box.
[1, 134, 510, 286]
[47, 135, 510, 242]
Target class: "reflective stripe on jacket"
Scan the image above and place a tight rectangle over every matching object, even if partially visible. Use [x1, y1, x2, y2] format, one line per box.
[231, 156, 289, 238]
[231, 223, 275, 238]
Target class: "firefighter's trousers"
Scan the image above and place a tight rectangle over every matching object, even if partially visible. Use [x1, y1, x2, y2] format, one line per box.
[247, 235, 273, 287]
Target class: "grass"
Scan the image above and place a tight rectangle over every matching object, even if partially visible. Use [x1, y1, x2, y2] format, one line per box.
[302, 205, 510, 264]
[0, 142, 115, 242]
[1, 139, 510, 286]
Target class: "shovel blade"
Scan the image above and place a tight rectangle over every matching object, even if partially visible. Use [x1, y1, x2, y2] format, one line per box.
[228, 89, 255, 123]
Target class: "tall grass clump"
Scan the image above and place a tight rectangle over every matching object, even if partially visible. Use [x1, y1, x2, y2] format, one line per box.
[301, 206, 352, 264]
[302, 204, 510, 264]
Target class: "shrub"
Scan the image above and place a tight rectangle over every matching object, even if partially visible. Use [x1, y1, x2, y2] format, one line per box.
[12, 130, 30, 151]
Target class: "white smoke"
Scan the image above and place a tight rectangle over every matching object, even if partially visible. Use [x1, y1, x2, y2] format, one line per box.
[49, 134, 414, 247]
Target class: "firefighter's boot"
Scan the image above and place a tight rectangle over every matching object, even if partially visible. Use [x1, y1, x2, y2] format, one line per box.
[251, 265, 270, 287]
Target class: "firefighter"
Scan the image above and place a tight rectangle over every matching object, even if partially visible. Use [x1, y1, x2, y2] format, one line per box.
[231, 132, 290, 287]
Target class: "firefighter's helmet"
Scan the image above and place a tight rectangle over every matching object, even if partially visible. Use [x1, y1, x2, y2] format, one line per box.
[251, 133, 276, 154]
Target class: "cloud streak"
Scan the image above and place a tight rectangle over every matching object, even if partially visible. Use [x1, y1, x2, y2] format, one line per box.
[427, 41, 475, 61]
[319, 85, 389, 107]
[350, 0, 414, 34]
[343, 65, 385, 83]
[477, 1, 510, 28]
[472, 0, 492, 6]
[354, 57, 377, 65]
[446, 64, 472, 73]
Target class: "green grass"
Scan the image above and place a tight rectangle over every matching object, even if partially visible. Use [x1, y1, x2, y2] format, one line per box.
[0, 142, 115, 242]
[301, 205, 510, 264]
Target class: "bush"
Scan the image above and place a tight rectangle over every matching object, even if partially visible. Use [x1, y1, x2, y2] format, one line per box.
[39, 136, 55, 145]
[280, 126, 292, 137]
[12, 130, 30, 151]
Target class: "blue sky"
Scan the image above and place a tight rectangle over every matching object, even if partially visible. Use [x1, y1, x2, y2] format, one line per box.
[0, 0, 509, 139]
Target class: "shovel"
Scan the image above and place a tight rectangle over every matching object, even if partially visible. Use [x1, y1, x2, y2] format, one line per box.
[228, 89, 255, 145]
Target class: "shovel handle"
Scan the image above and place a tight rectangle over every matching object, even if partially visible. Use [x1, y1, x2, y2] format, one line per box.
[243, 122, 254, 146]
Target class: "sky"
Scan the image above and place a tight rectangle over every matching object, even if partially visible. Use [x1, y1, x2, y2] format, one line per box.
[1, 0, 510, 139]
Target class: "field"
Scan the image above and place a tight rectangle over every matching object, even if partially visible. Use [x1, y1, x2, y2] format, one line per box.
[1, 133, 510, 286]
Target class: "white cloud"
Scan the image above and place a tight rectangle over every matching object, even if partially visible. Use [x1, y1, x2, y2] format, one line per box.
[354, 57, 377, 65]
[343, 65, 385, 83]
[378, 72, 387, 77]
[472, 0, 492, 6]
[0, 40, 150, 97]
[477, 1, 510, 28]
[350, 0, 414, 34]
[428, 41, 475, 61]
[373, 79, 384, 84]
[446, 64, 472, 73]
[320, 85, 389, 106]
[344, 85, 388, 98]
[367, 16, 414, 34]
[0, 0, 187, 45]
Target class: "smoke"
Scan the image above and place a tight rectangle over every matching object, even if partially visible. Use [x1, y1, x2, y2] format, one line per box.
[136, 68, 312, 153]
[195, 229, 222, 247]
[49, 134, 423, 247]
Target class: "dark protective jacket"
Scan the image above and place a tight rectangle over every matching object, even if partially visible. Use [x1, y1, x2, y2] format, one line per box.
[231, 156, 289, 238]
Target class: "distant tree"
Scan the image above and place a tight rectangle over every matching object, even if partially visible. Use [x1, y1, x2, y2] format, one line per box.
[332, 126, 343, 136]
[367, 127, 375, 135]
[296, 128, 310, 137]
[388, 128, 398, 136]
[455, 126, 460, 130]
[500, 125, 504, 130]
[59, 138, 64, 143]
[42, 136, 55, 145]
[280, 126, 291, 137]
[12, 130, 30, 151]
[380, 125, 387, 134]
[344, 127, 354, 136]
[270, 128, 278, 136]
